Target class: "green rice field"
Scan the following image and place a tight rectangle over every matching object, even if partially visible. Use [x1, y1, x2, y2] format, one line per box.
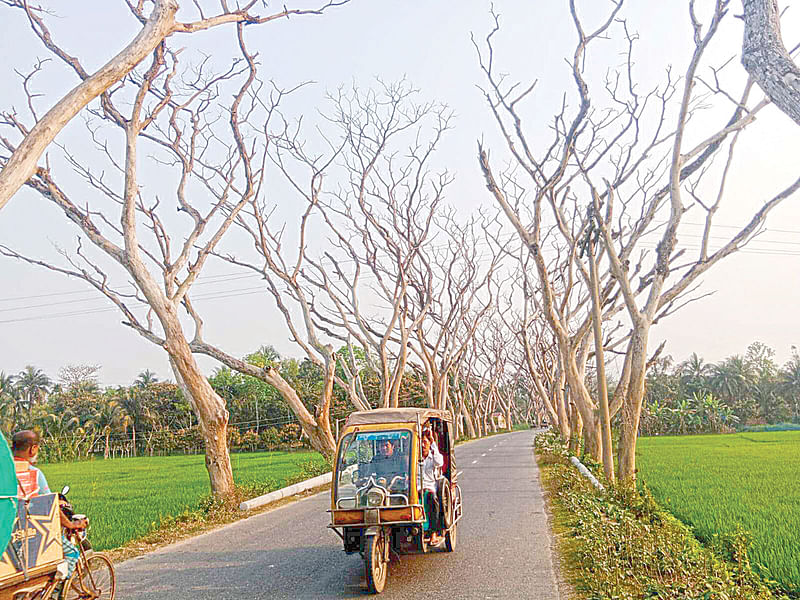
[637, 431, 800, 593]
[38, 450, 327, 551]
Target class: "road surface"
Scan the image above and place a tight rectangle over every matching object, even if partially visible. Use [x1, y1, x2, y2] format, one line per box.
[117, 430, 561, 599]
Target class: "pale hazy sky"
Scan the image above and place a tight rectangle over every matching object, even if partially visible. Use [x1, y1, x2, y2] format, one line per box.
[1, 1, 799, 386]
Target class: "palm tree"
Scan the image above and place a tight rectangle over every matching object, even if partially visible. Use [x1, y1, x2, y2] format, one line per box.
[134, 370, 159, 388]
[779, 350, 800, 423]
[710, 356, 757, 424]
[0, 372, 15, 396]
[0, 372, 18, 434]
[40, 410, 82, 462]
[16, 366, 51, 418]
[679, 353, 712, 395]
[91, 400, 132, 459]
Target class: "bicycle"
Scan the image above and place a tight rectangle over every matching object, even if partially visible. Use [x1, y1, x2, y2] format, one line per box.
[59, 517, 115, 600]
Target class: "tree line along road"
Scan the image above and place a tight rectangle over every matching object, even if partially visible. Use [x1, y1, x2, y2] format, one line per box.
[117, 430, 561, 599]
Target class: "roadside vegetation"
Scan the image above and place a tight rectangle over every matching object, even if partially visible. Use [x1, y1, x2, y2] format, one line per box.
[535, 431, 793, 600]
[40, 450, 329, 552]
[637, 432, 800, 594]
[642, 342, 800, 436]
[0, 353, 522, 465]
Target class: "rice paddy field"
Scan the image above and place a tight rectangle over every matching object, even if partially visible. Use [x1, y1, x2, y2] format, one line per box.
[37, 450, 328, 551]
[637, 431, 800, 594]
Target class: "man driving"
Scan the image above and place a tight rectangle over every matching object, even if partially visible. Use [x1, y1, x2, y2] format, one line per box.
[369, 438, 404, 479]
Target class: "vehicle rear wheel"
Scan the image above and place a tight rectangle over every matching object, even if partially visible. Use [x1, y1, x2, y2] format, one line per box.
[64, 553, 116, 600]
[440, 481, 453, 530]
[364, 532, 388, 594]
[445, 521, 457, 552]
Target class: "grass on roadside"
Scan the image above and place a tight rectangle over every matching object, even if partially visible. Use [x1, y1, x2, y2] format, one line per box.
[535, 432, 790, 600]
[40, 450, 329, 552]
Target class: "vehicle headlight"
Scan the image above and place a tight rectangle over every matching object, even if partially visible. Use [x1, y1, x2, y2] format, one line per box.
[367, 488, 386, 507]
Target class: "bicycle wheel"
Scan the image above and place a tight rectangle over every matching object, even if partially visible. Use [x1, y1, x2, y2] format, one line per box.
[64, 554, 116, 600]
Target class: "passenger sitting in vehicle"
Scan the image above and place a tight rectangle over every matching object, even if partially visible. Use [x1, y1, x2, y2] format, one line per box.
[421, 431, 444, 545]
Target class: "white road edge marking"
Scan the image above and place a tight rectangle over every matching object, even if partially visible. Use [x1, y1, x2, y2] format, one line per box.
[472, 460, 477, 464]
[481, 453, 486, 457]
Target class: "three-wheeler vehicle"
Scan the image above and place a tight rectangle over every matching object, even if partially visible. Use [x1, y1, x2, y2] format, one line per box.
[329, 408, 463, 593]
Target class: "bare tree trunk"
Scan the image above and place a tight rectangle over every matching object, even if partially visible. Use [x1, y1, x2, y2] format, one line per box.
[192, 342, 336, 459]
[169, 353, 234, 497]
[587, 239, 615, 483]
[262, 367, 336, 458]
[617, 328, 648, 482]
[741, 0, 800, 126]
[568, 402, 583, 455]
[460, 397, 477, 438]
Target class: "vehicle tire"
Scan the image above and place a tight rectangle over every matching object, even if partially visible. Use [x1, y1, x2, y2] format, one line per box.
[445, 521, 457, 552]
[440, 481, 453, 530]
[64, 553, 116, 600]
[453, 484, 463, 520]
[364, 533, 388, 594]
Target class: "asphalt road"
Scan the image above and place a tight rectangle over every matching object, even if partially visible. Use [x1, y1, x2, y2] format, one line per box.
[117, 430, 561, 599]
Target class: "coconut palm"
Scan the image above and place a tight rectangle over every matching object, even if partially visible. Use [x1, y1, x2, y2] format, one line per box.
[709, 355, 757, 419]
[39, 409, 83, 462]
[16, 366, 51, 417]
[679, 352, 712, 396]
[779, 351, 800, 423]
[0, 372, 15, 397]
[91, 400, 132, 459]
[0, 372, 18, 434]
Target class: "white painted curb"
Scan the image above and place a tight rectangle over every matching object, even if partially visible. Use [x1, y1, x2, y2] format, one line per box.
[570, 456, 605, 491]
[238, 472, 332, 511]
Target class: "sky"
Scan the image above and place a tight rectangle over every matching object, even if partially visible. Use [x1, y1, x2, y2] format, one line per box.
[0, 0, 799, 386]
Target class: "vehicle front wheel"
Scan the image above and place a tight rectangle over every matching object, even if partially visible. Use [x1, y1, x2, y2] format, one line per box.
[364, 532, 388, 594]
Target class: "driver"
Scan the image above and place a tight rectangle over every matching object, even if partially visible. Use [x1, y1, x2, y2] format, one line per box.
[369, 438, 404, 479]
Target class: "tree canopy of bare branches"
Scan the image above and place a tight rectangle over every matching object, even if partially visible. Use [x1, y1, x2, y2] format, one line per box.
[0, 0, 350, 496]
[0, 0, 350, 214]
[477, 0, 800, 481]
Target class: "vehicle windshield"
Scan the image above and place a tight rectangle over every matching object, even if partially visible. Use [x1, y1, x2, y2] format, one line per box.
[335, 430, 412, 508]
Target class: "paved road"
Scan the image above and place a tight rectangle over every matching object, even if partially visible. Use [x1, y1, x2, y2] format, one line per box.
[117, 430, 560, 599]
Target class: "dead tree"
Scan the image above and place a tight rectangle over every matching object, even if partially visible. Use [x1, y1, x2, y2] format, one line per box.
[478, 0, 800, 481]
[0, 0, 348, 212]
[0, 2, 348, 495]
[299, 82, 453, 409]
[409, 210, 506, 413]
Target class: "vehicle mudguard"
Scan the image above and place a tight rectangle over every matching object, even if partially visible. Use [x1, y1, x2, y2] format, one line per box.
[363, 526, 390, 561]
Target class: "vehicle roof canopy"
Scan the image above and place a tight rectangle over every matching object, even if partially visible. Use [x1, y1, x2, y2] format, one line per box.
[344, 408, 452, 428]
